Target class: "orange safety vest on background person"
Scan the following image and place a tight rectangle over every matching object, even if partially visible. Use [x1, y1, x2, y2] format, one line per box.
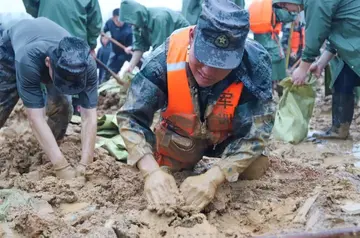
[291, 26, 305, 54]
[291, 31, 301, 54]
[154, 26, 244, 169]
[249, 0, 282, 36]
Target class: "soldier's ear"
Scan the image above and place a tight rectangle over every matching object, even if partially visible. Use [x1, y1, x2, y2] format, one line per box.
[189, 27, 196, 44]
[45, 57, 51, 67]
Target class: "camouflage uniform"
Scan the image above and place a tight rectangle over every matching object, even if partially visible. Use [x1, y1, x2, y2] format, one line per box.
[118, 36, 275, 182]
[0, 27, 72, 140]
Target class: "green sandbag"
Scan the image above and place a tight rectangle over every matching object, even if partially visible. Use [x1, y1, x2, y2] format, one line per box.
[97, 129, 119, 138]
[272, 77, 316, 144]
[97, 114, 118, 130]
[95, 135, 128, 161]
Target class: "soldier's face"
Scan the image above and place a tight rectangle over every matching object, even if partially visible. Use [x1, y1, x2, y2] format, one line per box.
[113, 16, 124, 27]
[188, 29, 232, 88]
[277, 3, 302, 12]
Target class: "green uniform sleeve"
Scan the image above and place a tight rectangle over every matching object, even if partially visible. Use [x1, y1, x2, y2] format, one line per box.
[325, 40, 337, 54]
[22, 0, 39, 18]
[151, 16, 178, 50]
[132, 26, 151, 52]
[302, 0, 339, 63]
[181, 0, 202, 25]
[86, 0, 102, 49]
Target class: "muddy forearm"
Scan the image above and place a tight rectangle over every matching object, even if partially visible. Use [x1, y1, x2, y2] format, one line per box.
[218, 138, 266, 182]
[26, 108, 64, 165]
[218, 100, 275, 182]
[137, 154, 159, 175]
[118, 123, 154, 166]
[80, 108, 97, 165]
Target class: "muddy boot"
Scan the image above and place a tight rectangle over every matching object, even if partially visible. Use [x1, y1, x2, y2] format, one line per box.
[54, 159, 76, 180]
[313, 92, 354, 140]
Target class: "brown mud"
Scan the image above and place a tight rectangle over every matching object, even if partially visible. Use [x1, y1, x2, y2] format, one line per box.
[1, 79, 360, 237]
[97, 91, 122, 116]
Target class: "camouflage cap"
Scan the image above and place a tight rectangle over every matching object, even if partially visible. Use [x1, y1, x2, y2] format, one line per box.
[49, 36, 90, 95]
[194, 0, 249, 70]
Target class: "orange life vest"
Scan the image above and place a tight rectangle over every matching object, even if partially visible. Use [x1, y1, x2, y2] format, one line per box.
[291, 31, 301, 54]
[155, 26, 244, 169]
[249, 0, 282, 36]
[291, 27, 305, 54]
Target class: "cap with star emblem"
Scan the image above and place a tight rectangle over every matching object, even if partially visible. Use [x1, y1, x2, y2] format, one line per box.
[194, 0, 249, 69]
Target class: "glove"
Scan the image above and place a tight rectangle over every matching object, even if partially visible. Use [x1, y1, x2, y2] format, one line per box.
[75, 162, 87, 177]
[54, 160, 76, 180]
[143, 168, 183, 215]
[74, 162, 87, 184]
[180, 166, 225, 212]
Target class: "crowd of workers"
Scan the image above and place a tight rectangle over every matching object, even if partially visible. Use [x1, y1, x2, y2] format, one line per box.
[0, 0, 359, 213]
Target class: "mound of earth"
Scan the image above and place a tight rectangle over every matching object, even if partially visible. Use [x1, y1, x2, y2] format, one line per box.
[1, 79, 360, 237]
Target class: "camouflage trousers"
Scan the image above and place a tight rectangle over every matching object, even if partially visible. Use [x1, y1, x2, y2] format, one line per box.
[0, 31, 72, 141]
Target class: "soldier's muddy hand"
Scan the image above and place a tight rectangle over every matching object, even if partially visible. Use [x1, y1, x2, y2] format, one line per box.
[138, 154, 183, 214]
[75, 162, 87, 177]
[144, 167, 183, 214]
[54, 160, 76, 180]
[180, 166, 225, 212]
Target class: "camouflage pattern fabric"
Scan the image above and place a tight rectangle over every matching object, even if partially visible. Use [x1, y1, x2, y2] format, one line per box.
[117, 37, 275, 182]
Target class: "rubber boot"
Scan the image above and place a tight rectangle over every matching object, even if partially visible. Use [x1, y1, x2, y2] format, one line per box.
[313, 92, 354, 139]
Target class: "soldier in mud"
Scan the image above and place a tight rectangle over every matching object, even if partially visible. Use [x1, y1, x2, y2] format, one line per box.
[273, 0, 360, 140]
[117, 0, 275, 213]
[0, 17, 98, 180]
[119, 0, 190, 73]
[22, 0, 103, 116]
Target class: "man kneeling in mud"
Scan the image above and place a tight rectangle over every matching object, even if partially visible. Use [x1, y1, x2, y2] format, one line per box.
[0, 17, 98, 180]
[118, 0, 275, 213]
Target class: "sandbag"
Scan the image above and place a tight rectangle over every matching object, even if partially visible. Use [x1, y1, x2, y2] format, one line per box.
[272, 77, 316, 144]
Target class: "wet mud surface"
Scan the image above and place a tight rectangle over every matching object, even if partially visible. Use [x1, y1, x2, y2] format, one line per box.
[1, 79, 360, 237]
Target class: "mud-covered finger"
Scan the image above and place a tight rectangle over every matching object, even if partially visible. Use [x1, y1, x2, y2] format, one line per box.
[165, 184, 179, 205]
[176, 193, 185, 206]
[145, 188, 157, 209]
[184, 190, 198, 206]
[196, 198, 212, 212]
[156, 206, 166, 215]
[164, 207, 176, 217]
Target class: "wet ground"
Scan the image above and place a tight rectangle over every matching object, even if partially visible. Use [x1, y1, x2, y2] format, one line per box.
[1, 78, 360, 237]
